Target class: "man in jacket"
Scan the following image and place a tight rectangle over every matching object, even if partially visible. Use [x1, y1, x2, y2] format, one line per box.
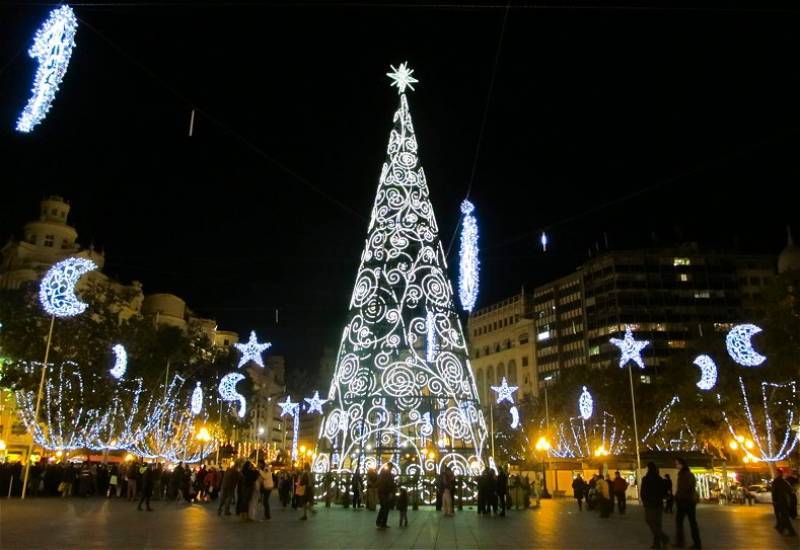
[771, 469, 798, 536]
[218, 463, 241, 516]
[674, 457, 702, 549]
[375, 466, 395, 529]
[641, 462, 669, 549]
[137, 464, 154, 512]
[613, 471, 629, 514]
[572, 474, 586, 511]
[366, 468, 379, 511]
[496, 466, 509, 517]
[351, 471, 363, 509]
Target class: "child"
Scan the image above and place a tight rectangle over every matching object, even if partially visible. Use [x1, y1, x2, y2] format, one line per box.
[397, 488, 409, 527]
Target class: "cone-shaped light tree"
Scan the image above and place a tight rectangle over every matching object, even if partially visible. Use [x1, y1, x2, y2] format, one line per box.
[313, 64, 487, 477]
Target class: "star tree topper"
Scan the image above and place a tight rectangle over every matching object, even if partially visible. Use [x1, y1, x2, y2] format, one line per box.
[234, 330, 271, 368]
[279, 396, 299, 417]
[387, 62, 418, 94]
[304, 391, 328, 415]
[609, 325, 650, 369]
[490, 377, 518, 404]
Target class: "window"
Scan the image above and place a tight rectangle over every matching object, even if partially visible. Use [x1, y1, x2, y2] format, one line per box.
[589, 345, 600, 356]
[475, 349, 480, 358]
[673, 258, 691, 266]
[522, 356, 529, 367]
[693, 291, 710, 299]
[679, 274, 689, 282]
[519, 334, 529, 344]
[27, 234, 36, 245]
[640, 375, 652, 384]
[537, 330, 550, 342]
[43, 234, 54, 247]
[61, 239, 69, 249]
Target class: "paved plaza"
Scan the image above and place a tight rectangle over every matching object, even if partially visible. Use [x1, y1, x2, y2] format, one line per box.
[0, 497, 796, 549]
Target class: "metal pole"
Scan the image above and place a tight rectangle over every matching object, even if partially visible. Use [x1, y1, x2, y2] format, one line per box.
[627, 363, 642, 498]
[22, 314, 55, 499]
[489, 404, 495, 461]
[544, 385, 550, 434]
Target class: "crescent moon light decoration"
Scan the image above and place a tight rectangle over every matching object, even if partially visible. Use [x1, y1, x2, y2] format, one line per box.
[218, 372, 246, 418]
[578, 386, 593, 420]
[693, 354, 718, 391]
[39, 257, 98, 317]
[16, 5, 78, 133]
[109, 344, 127, 379]
[509, 406, 520, 430]
[725, 324, 766, 367]
[190, 382, 203, 416]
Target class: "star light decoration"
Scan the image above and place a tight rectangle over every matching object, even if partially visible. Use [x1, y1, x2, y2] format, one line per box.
[39, 257, 98, 317]
[279, 396, 301, 461]
[490, 377, 518, 405]
[609, 325, 650, 369]
[234, 330, 271, 368]
[458, 199, 480, 312]
[16, 5, 78, 133]
[279, 396, 300, 418]
[386, 62, 418, 94]
[304, 391, 328, 415]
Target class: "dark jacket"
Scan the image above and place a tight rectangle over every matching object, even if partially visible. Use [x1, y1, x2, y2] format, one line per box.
[377, 470, 395, 498]
[221, 467, 241, 492]
[675, 467, 697, 505]
[771, 476, 793, 512]
[572, 477, 586, 497]
[641, 471, 665, 509]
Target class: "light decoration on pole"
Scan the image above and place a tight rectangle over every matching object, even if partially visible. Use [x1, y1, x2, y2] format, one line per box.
[218, 372, 246, 418]
[693, 354, 717, 391]
[190, 382, 203, 416]
[109, 344, 127, 379]
[234, 330, 271, 368]
[725, 324, 766, 367]
[609, 325, 650, 369]
[458, 199, 479, 313]
[39, 257, 97, 317]
[304, 391, 327, 415]
[491, 377, 518, 405]
[386, 62, 418, 93]
[312, 63, 487, 482]
[578, 386, 593, 420]
[426, 309, 437, 362]
[719, 379, 798, 462]
[16, 5, 78, 133]
[509, 406, 520, 430]
[540, 231, 548, 252]
[279, 396, 300, 461]
[640, 395, 698, 452]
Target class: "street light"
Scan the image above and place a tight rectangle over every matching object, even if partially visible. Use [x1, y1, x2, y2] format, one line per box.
[534, 436, 552, 498]
[196, 426, 212, 464]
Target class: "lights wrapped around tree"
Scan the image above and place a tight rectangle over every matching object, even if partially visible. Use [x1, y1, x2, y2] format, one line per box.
[39, 257, 97, 317]
[458, 199, 479, 313]
[313, 63, 487, 482]
[550, 410, 627, 459]
[16, 5, 78, 133]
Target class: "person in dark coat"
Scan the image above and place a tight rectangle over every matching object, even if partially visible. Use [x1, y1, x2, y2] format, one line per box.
[137, 464, 154, 511]
[663, 474, 674, 513]
[674, 457, 702, 549]
[375, 467, 395, 529]
[351, 471, 363, 509]
[496, 467, 509, 517]
[172, 463, 185, 503]
[771, 469, 798, 536]
[572, 474, 587, 511]
[487, 468, 498, 515]
[236, 462, 258, 520]
[641, 462, 669, 549]
[477, 467, 489, 515]
[397, 488, 409, 527]
[613, 471, 629, 514]
[218, 463, 241, 516]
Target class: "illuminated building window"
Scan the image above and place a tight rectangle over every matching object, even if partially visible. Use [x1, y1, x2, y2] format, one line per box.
[694, 291, 711, 299]
[673, 258, 691, 266]
[679, 273, 689, 282]
[537, 330, 550, 342]
[589, 345, 600, 356]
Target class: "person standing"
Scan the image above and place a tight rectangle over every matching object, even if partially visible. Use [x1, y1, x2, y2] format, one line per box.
[126, 462, 138, 501]
[237, 461, 258, 521]
[258, 460, 274, 520]
[496, 466, 509, 517]
[771, 469, 798, 536]
[674, 457, 702, 549]
[298, 463, 313, 521]
[376, 466, 395, 530]
[397, 488, 409, 527]
[351, 471, 363, 510]
[366, 468, 378, 511]
[218, 463, 240, 516]
[613, 471, 629, 514]
[61, 464, 75, 498]
[137, 464, 154, 512]
[572, 474, 586, 511]
[173, 462, 185, 504]
[663, 474, 674, 513]
[442, 465, 455, 517]
[477, 467, 488, 515]
[598, 474, 612, 518]
[641, 462, 669, 549]
[152, 464, 163, 500]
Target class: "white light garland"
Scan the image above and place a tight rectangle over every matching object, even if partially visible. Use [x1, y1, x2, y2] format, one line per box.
[16, 5, 78, 133]
[219, 372, 246, 418]
[490, 377, 518, 405]
[640, 396, 698, 452]
[725, 324, 766, 367]
[458, 199, 479, 313]
[39, 257, 97, 317]
[109, 344, 127, 379]
[609, 325, 649, 369]
[693, 354, 717, 391]
[426, 309, 437, 362]
[578, 386, 593, 420]
[279, 396, 300, 461]
[304, 391, 328, 415]
[191, 382, 203, 416]
[233, 330, 271, 369]
[509, 406, 520, 429]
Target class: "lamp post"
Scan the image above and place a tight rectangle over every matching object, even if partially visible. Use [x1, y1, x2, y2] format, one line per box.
[196, 427, 212, 465]
[534, 436, 551, 498]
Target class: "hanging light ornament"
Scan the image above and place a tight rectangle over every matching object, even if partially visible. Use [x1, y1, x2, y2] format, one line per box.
[458, 199, 479, 312]
[609, 325, 650, 369]
[218, 372, 246, 418]
[191, 382, 203, 416]
[578, 386, 593, 420]
[693, 355, 717, 391]
[540, 231, 548, 252]
[109, 344, 127, 380]
[490, 377, 518, 405]
[725, 324, 766, 367]
[39, 257, 97, 317]
[233, 330, 271, 368]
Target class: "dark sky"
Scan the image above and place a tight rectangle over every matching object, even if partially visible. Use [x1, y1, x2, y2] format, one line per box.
[1, 2, 798, 385]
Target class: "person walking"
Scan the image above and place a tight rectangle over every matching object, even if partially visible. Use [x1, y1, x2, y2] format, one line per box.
[598, 474, 612, 518]
[572, 474, 586, 511]
[663, 474, 674, 513]
[477, 467, 489, 515]
[376, 466, 395, 530]
[442, 465, 455, 517]
[397, 488, 409, 527]
[173, 462, 186, 504]
[674, 457, 702, 549]
[126, 462, 138, 501]
[771, 468, 798, 536]
[137, 464, 154, 512]
[366, 468, 378, 511]
[613, 471, 629, 514]
[279, 471, 291, 508]
[351, 471, 363, 510]
[298, 463, 313, 521]
[641, 462, 669, 549]
[218, 463, 241, 516]
[237, 461, 258, 521]
[496, 466, 509, 517]
[258, 460, 274, 520]
[61, 464, 75, 498]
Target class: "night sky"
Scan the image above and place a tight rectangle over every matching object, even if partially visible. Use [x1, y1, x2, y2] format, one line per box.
[1, 3, 797, 384]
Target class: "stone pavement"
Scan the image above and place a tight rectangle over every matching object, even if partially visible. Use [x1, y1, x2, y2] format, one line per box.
[0, 496, 796, 549]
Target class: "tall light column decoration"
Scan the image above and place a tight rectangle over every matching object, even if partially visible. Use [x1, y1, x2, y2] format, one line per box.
[458, 199, 479, 313]
[279, 396, 300, 462]
[314, 63, 487, 478]
[22, 257, 96, 499]
[609, 325, 649, 483]
[489, 377, 518, 459]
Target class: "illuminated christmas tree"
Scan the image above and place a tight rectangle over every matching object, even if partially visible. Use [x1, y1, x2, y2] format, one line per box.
[313, 63, 487, 477]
